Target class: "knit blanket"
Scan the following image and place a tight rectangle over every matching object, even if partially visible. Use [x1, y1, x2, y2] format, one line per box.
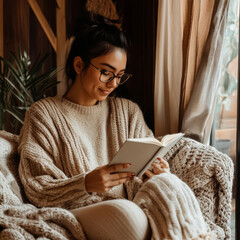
[159, 137, 233, 239]
[125, 137, 233, 240]
[0, 133, 233, 239]
[0, 170, 86, 240]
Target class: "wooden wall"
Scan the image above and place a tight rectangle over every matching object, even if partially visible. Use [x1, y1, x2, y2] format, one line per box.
[2, 0, 158, 132]
[3, 0, 57, 96]
[115, 0, 158, 132]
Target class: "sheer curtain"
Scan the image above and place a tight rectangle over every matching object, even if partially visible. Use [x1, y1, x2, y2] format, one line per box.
[154, 0, 230, 144]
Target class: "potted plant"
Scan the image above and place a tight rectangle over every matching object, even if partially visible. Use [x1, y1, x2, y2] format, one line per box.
[0, 48, 59, 134]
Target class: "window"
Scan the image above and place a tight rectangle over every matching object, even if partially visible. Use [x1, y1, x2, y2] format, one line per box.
[211, 0, 239, 238]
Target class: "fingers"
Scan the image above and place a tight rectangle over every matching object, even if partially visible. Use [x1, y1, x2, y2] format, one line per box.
[152, 158, 170, 174]
[158, 158, 169, 169]
[110, 172, 135, 181]
[103, 163, 135, 180]
[94, 164, 135, 192]
[106, 176, 132, 188]
[145, 169, 155, 178]
[152, 163, 164, 174]
[107, 163, 132, 174]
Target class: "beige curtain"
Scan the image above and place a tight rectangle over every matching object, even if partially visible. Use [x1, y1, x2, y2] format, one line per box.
[154, 0, 182, 137]
[179, 0, 214, 125]
[154, 0, 230, 144]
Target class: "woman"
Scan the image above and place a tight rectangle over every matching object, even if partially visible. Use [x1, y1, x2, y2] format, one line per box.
[18, 12, 213, 239]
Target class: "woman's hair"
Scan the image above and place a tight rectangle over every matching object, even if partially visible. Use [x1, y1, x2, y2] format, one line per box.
[66, 12, 128, 81]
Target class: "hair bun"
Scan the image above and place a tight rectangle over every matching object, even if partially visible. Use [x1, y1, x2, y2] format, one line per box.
[74, 11, 122, 37]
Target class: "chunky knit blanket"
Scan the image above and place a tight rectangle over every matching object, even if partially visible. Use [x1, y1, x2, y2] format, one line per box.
[0, 171, 86, 239]
[124, 138, 233, 240]
[163, 137, 233, 239]
[0, 135, 233, 239]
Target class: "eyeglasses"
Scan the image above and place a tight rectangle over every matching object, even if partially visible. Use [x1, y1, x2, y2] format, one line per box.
[89, 62, 132, 85]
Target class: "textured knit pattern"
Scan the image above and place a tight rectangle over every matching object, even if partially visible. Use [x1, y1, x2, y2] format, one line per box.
[0, 131, 25, 202]
[0, 170, 86, 240]
[0, 96, 230, 239]
[133, 173, 215, 239]
[18, 96, 153, 209]
[162, 138, 233, 239]
[125, 137, 234, 240]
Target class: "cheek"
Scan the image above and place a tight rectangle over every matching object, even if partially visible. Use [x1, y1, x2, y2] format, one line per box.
[81, 71, 99, 87]
[86, 69, 100, 83]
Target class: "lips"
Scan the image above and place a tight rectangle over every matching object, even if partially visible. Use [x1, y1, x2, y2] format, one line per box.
[99, 89, 112, 95]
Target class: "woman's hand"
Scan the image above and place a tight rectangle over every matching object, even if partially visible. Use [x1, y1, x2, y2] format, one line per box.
[85, 163, 135, 193]
[142, 158, 170, 183]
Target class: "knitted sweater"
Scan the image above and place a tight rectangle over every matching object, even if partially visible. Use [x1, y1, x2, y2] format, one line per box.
[18, 96, 153, 208]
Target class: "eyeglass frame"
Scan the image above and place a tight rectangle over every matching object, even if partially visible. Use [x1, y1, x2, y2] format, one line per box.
[89, 62, 132, 85]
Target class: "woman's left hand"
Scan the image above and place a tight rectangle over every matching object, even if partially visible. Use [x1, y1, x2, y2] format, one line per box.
[141, 158, 170, 183]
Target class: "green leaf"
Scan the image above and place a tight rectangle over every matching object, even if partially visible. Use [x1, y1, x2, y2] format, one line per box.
[0, 58, 34, 103]
[28, 54, 50, 79]
[9, 50, 24, 74]
[0, 47, 58, 133]
[26, 67, 59, 90]
[36, 80, 60, 100]
[5, 108, 24, 125]
[4, 76, 27, 103]
[16, 106, 30, 110]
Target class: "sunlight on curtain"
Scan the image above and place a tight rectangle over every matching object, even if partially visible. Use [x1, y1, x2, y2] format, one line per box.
[181, 0, 230, 143]
[179, 0, 214, 124]
[154, 0, 230, 144]
[154, 0, 182, 137]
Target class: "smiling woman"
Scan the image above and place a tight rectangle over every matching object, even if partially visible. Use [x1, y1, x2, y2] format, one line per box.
[64, 49, 128, 106]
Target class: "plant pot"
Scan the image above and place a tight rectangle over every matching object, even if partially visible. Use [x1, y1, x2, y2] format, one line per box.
[215, 139, 232, 155]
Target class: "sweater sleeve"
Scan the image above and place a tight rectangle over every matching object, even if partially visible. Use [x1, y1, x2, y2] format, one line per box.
[18, 100, 92, 208]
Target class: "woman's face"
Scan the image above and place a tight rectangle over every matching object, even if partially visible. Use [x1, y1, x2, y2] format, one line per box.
[74, 48, 127, 106]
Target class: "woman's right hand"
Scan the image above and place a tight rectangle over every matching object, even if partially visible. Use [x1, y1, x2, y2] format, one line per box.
[85, 164, 135, 193]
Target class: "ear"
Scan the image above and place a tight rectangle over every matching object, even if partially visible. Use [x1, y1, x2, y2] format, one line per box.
[73, 56, 84, 74]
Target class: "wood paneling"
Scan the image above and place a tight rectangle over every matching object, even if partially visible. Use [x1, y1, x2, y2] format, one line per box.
[56, 0, 67, 96]
[0, 0, 3, 58]
[29, 0, 56, 96]
[66, 0, 87, 38]
[4, 0, 30, 58]
[27, 0, 56, 51]
[115, 0, 158, 131]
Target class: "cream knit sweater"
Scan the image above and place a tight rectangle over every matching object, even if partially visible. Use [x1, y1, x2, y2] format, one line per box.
[18, 96, 153, 208]
[17, 96, 230, 239]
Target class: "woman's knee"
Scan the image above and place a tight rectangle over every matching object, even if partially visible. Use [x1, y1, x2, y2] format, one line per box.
[71, 199, 150, 240]
[103, 200, 149, 228]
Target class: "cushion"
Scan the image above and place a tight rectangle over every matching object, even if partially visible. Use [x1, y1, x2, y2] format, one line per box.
[0, 130, 26, 202]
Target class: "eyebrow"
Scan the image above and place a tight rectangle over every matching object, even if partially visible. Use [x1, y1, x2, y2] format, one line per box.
[100, 63, 126, 72]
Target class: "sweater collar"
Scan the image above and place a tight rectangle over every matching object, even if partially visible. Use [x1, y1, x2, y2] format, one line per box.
[60, 96, 108, 115]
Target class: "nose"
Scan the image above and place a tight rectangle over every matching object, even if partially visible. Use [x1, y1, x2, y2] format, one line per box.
[106, 77, 119, 88]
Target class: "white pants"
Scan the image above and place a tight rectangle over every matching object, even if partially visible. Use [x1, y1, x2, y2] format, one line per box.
[70, 199, 150, 240]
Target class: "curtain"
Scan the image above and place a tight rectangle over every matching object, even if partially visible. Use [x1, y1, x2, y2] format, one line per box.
[154, 0, 182, 137]
[154, 0, 230, 144]
[181, 0, 230, 143]
[179, 0, 214, 125]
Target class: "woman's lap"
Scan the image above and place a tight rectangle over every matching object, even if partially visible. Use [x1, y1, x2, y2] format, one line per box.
[70, 199, 150, 240]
